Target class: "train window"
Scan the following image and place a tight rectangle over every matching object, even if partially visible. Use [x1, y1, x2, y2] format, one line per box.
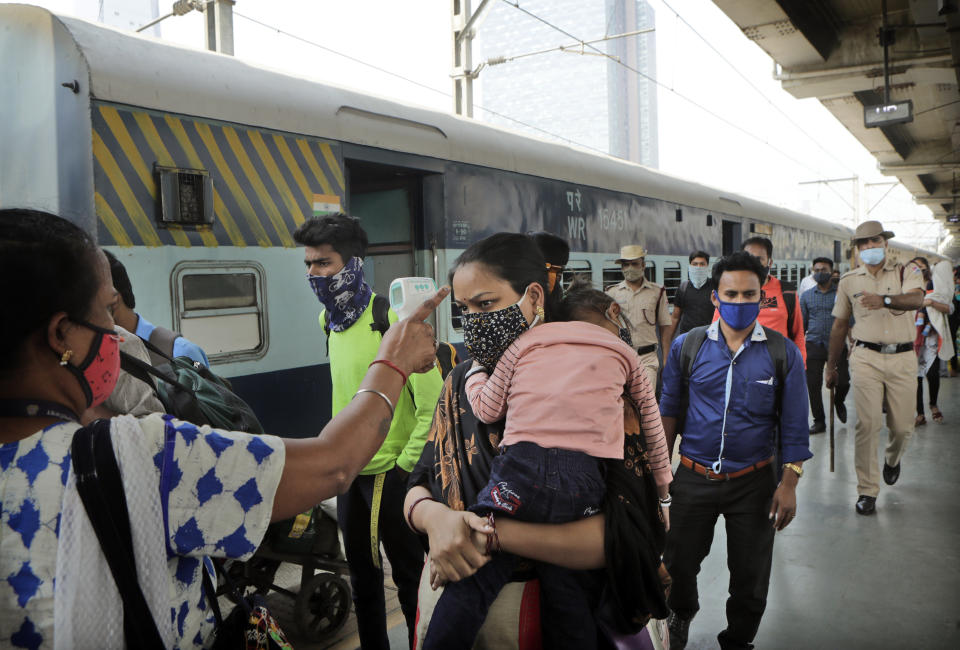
[561, 260, 593, 291]
[603, 266, 624, 290]
[645, 261, 656, 283]
[675, 208, 683, 222]
[770, 264, 778, 280]
[450, 296, 463, 331]
[156, 165, 214, 227]
[172, 262, 268, 362]
[663, 261, 682, 303]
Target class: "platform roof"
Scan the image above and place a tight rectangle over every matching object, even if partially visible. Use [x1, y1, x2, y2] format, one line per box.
[712, 0, 960, 258]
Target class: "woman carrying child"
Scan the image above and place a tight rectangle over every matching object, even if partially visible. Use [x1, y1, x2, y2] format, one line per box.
[405, 233, 672, 649]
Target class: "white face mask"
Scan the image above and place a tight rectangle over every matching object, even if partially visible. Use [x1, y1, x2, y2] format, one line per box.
[623, 267, 645, 283]
[688, 266, 710, 289]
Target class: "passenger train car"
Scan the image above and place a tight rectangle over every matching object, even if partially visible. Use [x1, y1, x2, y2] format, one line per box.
[0, 6, 943, 436]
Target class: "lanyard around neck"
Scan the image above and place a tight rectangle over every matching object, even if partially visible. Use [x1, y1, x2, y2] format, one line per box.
[0, 399, 79, 422]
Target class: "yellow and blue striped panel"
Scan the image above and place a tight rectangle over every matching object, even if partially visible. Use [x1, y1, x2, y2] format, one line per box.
[92, 103, 345, 247]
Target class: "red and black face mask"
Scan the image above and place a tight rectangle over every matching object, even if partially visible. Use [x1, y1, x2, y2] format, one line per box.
[60, 320, 122, 408]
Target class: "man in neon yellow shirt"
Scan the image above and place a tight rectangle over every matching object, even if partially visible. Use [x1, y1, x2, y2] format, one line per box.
[294, 214, 443, 649]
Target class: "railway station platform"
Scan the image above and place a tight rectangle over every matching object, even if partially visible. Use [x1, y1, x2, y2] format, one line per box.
[267, 373, 960, 649]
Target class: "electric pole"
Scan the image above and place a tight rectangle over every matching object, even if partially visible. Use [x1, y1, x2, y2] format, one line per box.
[205, 0, 235, 55]
[452, 0, 493, 117]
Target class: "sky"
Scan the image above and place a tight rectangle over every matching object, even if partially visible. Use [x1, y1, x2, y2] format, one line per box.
[10, 0, 948, 252]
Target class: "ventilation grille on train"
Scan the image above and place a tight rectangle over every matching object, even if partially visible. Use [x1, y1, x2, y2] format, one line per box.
[156, 165, 214, 227]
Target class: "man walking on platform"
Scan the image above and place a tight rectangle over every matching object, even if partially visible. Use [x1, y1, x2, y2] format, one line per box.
[607, 244, 672, 388]
[663, 251, 715, 352]
[739, 237, 806, 365]
[660, 251, 811, 650]
[826, 220, 924, 515]
[801, 257, 849, 434]
[294, 214, 443, 648]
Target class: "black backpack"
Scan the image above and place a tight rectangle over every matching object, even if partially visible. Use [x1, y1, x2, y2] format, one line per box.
[675, 324, 788, 479]
[120, 339, 265, 434]
[323, 294, 460, 380]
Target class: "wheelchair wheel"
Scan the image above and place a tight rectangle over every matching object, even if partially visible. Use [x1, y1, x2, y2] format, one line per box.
[294, 572, 351, 641]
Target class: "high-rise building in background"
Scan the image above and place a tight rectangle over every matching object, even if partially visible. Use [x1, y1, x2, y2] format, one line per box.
[477, 0, 657, 167]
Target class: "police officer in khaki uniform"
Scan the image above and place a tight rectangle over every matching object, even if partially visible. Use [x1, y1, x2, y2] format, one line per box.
[826, 221, 924, 515]
[606, 244, 672, 388]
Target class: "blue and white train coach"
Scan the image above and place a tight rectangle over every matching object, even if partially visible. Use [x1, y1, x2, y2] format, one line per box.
[1, 6, 936, 435]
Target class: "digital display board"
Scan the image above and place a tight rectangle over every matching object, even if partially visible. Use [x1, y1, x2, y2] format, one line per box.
[864, 100, 914, 128]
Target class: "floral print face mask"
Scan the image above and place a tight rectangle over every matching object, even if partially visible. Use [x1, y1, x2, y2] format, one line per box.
[307, 256, 373, 332]
[461, 288, 539, 369]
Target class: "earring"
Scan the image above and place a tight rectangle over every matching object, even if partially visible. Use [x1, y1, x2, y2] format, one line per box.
[59, 350, 73, 366]
[536, 305, 546, 320]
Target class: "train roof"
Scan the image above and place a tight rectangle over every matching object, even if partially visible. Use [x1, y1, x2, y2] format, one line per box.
[2, 5, 944, 260]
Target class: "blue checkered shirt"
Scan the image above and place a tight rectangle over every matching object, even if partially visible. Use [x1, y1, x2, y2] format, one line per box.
[800, 285, 837, 348]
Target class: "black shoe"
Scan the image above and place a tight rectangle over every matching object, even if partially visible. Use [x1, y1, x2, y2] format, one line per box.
[855, 495, 876, 515]
[667, 611, 693, 649]
[835, 402, 847, 424]
[809, 422, 826, 434]
[883, 462, 900, 485]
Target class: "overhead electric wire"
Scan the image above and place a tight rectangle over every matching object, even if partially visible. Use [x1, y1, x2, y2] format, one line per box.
[499, 0, 832, 178]
[232, 10, 609, 155]
[655, 0, 855, 175]
[914, 98, 960, 117]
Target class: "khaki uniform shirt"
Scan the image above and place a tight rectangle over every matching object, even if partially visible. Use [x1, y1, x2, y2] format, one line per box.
[606, 280, 671, 348]
[832, 261, 924, 344]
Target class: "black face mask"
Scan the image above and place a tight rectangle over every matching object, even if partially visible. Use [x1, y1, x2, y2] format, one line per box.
[813, 271, 832, 285]
[461, 290, 539, 369]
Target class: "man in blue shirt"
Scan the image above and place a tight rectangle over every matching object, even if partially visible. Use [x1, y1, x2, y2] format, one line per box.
[105, 251, 210, 367]
[660, 251, 812, 650]
[800, 257, 849, 434]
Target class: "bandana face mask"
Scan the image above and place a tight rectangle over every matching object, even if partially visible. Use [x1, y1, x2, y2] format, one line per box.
[61, 320, 122, 408]
[688, 266, 710, 289]
[307, 256, 373, 332]
[461, 288, 540, 369]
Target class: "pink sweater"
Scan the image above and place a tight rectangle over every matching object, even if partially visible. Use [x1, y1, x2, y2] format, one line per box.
[465, 321, 672, 487]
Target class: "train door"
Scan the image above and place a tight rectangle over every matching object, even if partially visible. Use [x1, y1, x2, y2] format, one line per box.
[345, 160, 422, 297]
[722, 220, 742, 256]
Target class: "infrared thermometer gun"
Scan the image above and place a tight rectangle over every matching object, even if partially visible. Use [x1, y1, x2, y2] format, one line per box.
[389, 277, 439, 320]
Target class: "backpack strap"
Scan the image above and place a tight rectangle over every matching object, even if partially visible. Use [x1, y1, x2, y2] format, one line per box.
[71, 422, 167, 650]
[147, 325, 180, 367]
[371, 294, 391, 336]
[676, 325, 709, 434]
[761, 326, 788, 481]
[783, 290, 797, 341]
[120, 350, 195, 397]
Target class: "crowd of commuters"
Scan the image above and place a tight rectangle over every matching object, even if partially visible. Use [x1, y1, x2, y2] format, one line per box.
[2, 204, 956, 650]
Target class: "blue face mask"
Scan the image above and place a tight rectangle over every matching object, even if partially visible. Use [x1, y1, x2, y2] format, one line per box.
[859, 246, 885, 266]
[713, 292, 761, 331]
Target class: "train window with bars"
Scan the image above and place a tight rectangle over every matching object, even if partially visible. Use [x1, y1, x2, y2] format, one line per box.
[663, 261, 682, 303]
[770, 264, 778, 281]
[603, 266, 624, 291]
[645, 261, 656, 283]
[561, 260, 593, 291]
[172, 262, 268, 362]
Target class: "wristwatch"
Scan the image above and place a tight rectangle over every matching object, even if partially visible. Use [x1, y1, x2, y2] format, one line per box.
[883, 295, 892, 307]
[783, 463, 803, 478]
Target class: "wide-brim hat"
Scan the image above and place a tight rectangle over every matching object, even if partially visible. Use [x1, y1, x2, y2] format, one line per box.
[615, 244, 647, 263]
[853, 220, 894, 242]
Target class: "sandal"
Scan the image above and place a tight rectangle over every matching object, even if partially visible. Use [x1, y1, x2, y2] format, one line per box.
[931, 407, 944, 424]
[915, 414, 926, 426]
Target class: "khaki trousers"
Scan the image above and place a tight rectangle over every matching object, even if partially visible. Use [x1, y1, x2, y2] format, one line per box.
[639, 349, 659, 391]
[850, 346, 916, 497]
